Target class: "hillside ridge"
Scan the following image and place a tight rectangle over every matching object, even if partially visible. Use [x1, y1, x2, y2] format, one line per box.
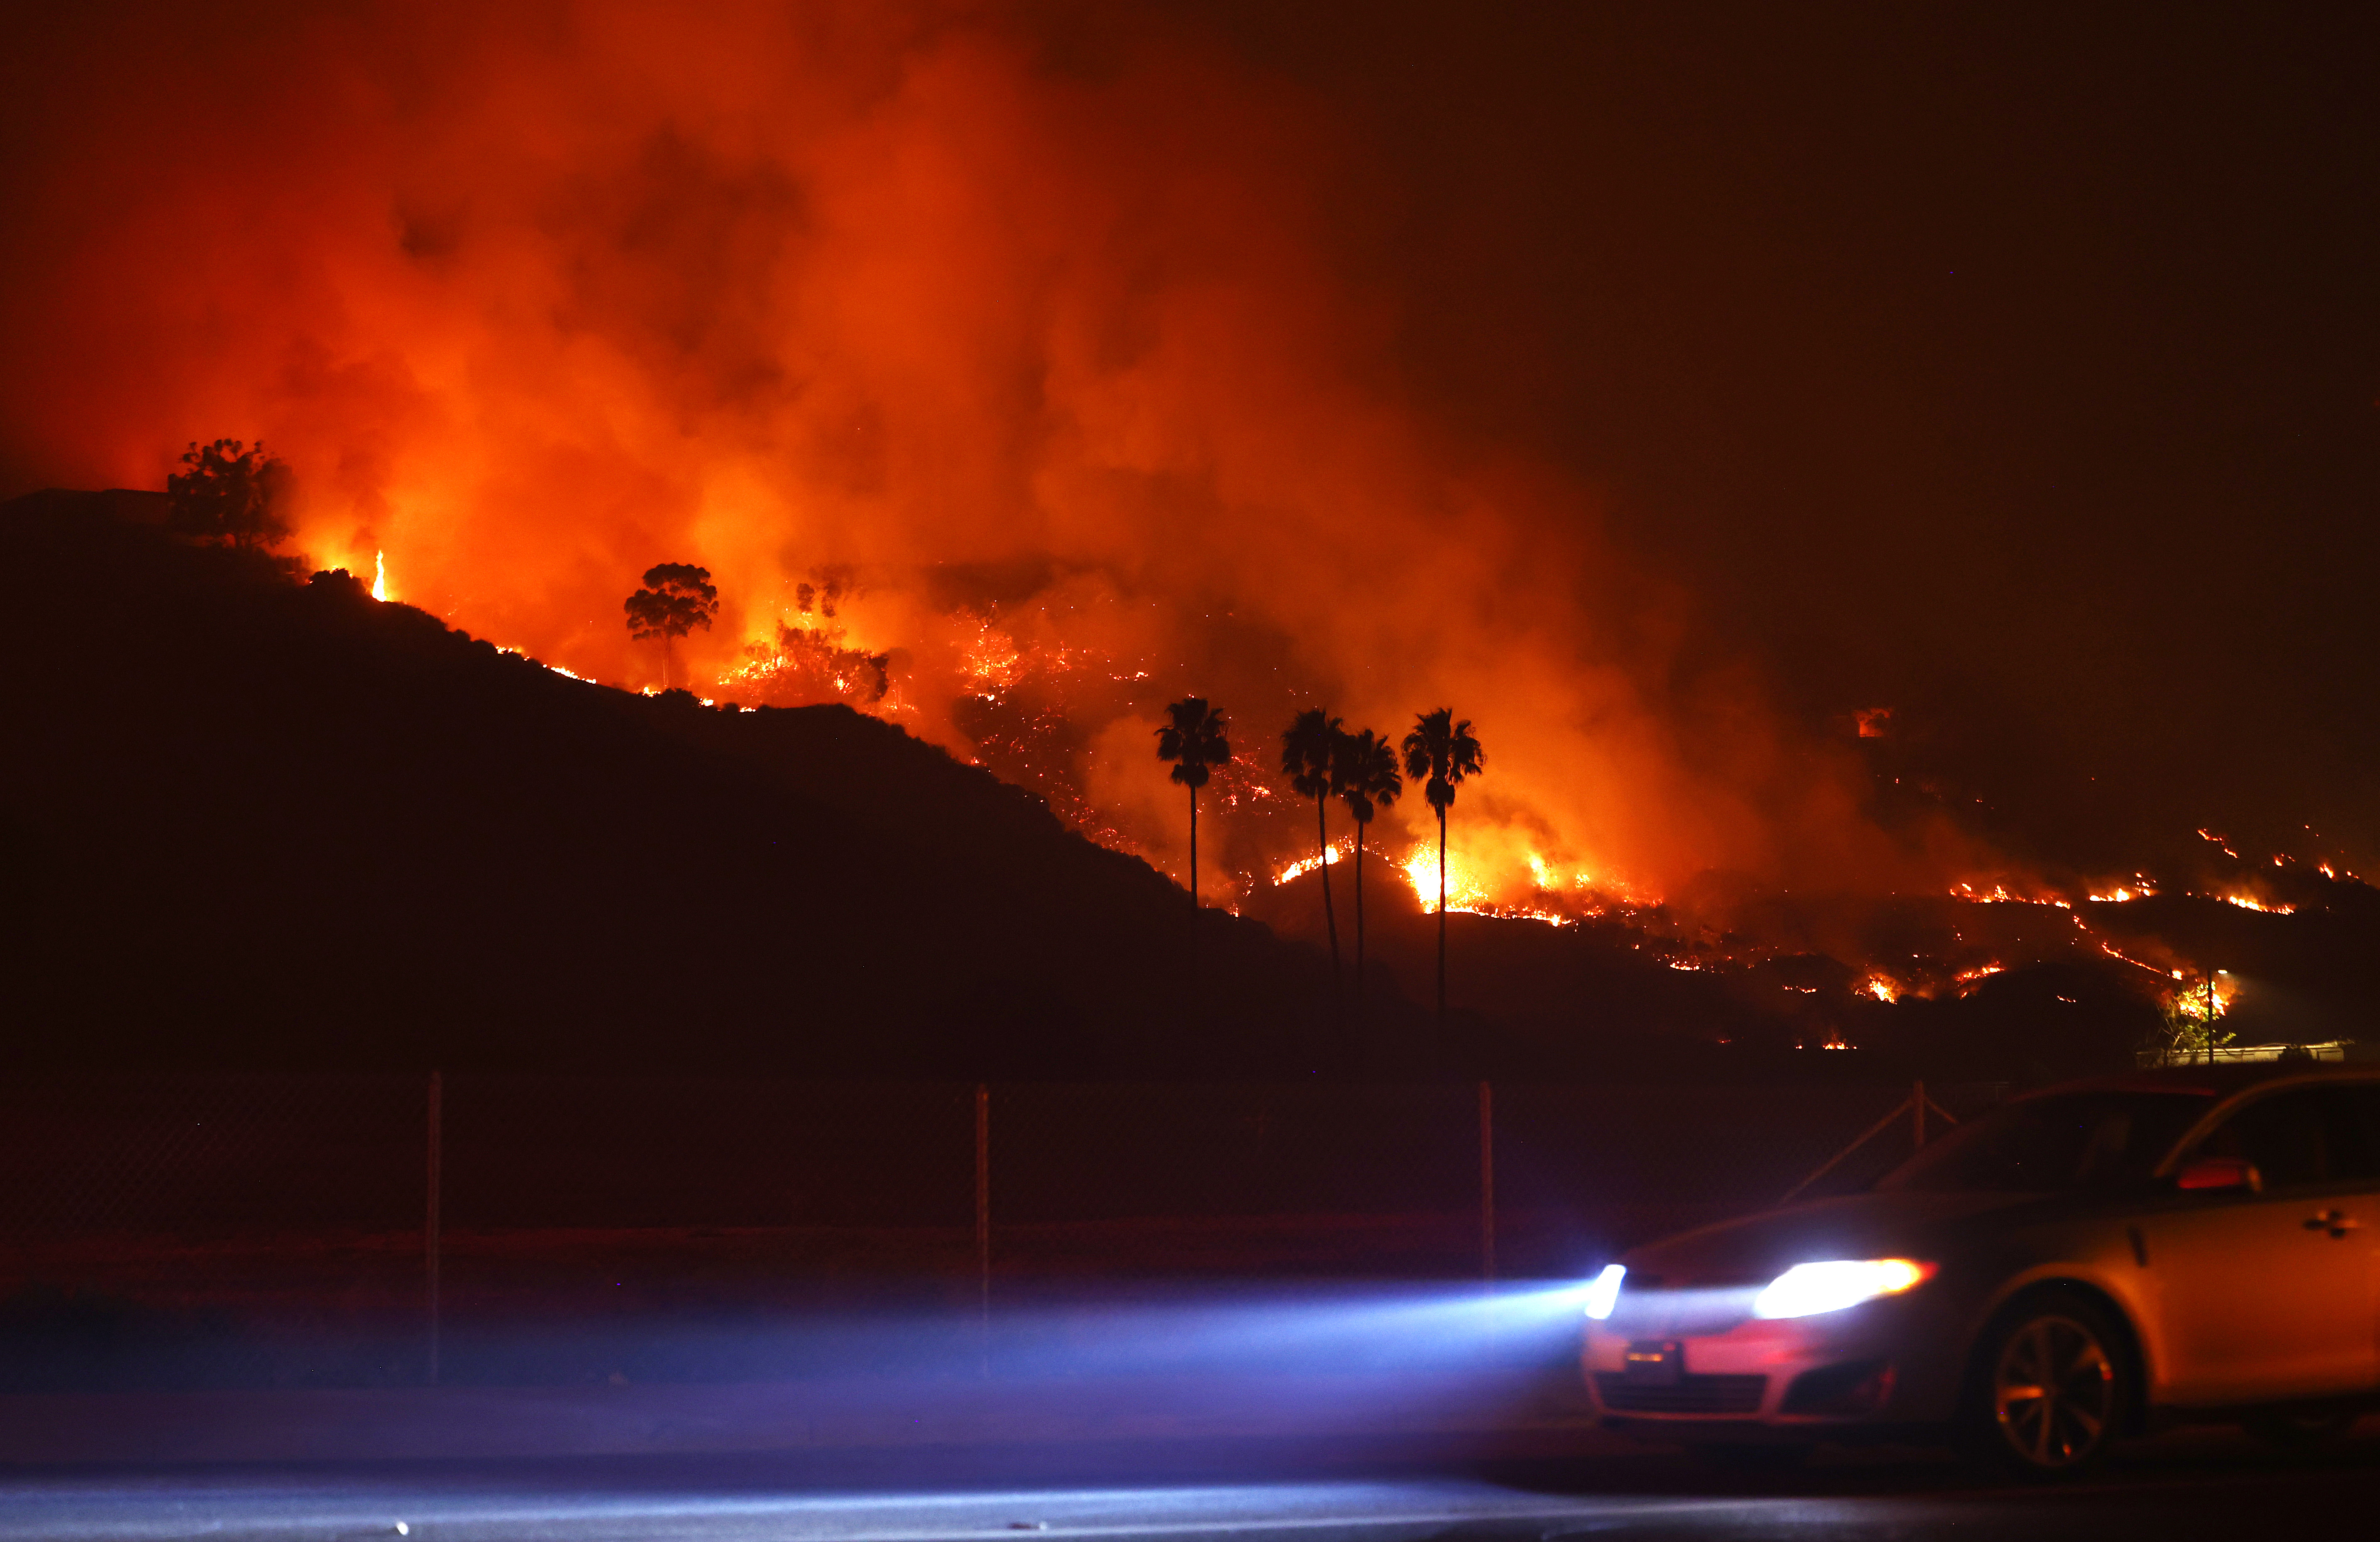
[0, 491, 1341, 1075]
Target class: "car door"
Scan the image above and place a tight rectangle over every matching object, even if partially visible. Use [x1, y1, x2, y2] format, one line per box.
[2137, 1084, 2379, 1406]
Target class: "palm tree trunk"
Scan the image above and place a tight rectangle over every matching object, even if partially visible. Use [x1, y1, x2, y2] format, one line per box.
[1187, 782, 1200, 984]
[1317, 795, 1341, 991]
[1437, 807, 1448, 1025]
[1352, 823, 1366, 1010]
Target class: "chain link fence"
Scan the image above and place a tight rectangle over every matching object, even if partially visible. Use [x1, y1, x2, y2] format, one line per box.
[0, 1074, 2004, 1390]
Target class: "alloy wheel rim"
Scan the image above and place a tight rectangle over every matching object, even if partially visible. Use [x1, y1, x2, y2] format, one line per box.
[1993, 1313, 2117, 1468]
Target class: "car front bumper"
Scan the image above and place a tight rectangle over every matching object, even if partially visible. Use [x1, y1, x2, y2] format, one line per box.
[1582, 1290, 1966, 1435]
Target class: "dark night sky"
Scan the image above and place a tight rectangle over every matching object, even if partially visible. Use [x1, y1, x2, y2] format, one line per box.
[1187, 0, 2379, 866]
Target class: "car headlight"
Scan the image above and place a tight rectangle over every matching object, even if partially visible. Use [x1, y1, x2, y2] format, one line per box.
[1580, 1266, 1637, 1313]
[1751, 1259, 1935, 1319]
[1582, 1263, 1626, 1320]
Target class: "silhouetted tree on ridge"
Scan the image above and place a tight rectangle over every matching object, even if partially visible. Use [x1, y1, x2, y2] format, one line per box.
[624, 563, 719, 691]
[1403, 707, 1484, 1024]
[166, 440, 290, 552]
[1334, 727, 1402, 1011]
[1155, 696, 1231, 913]
[1281, 708, 1347, 992]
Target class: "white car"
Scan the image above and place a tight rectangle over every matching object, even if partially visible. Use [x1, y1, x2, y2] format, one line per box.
[1582, 1064, 2380, 1474]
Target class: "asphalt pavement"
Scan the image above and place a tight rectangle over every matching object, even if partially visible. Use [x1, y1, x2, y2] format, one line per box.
[6, 1285, 2375, 1540]
[5, 1425, 2378, 1542]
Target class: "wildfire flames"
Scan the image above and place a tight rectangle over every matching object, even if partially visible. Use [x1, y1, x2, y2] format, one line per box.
[1, 2, 2364, 1020]
[1271, 843, 1349, 887]
[1403, 844, 1492, 916]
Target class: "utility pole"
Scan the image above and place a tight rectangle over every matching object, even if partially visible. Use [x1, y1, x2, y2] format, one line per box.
[974, 1083, 991, 1376]
[425, 1070, 442, 1386]
[1478, 1080, 1496, 1287]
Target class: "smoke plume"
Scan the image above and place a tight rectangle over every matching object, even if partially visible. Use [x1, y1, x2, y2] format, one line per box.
[0, 0, 1982, 908]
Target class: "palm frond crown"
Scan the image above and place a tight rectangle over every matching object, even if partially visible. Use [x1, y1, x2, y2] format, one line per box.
[1401, 707, 1482, 813]
[1334, 728, 1403, 826]
[1156, 696, 1232, 789]
[1280, 708, 1344, 800]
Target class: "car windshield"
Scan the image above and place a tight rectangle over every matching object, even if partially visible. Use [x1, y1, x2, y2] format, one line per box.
[1877, 1090, 2214, 1194]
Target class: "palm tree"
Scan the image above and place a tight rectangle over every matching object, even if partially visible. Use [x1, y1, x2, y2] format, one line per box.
[1402, 708, 1484, 1024]
[1154, 696, 1232, 910]
[1280, 708, 1346, 990]
[1333, 728, 1402, 1010]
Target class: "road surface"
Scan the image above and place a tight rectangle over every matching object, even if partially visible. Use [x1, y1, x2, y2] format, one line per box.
[6, 1425, 2378, 1541]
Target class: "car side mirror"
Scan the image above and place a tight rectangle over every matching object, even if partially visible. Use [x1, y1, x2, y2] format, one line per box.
[2176, 1155, 2262, 1193]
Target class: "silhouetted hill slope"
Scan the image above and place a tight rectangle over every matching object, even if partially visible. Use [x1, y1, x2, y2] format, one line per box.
[10, 491, 2371, 1085]
[0, 491, 1340, 1075]
[1244, 840, 2380, 1084]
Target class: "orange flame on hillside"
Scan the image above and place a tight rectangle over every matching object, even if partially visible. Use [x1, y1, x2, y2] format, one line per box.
[1272, 842, 1349, 886]
[1404, 843, 1492, 916]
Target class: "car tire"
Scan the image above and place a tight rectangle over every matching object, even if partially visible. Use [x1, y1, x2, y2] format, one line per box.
[2241, 1408, 2359, 1454]
[1960, 1288, 2132, 1480]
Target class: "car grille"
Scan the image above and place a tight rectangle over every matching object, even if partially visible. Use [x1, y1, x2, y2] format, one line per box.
[1604, 1287, 1757, 1339]
[1608, 1304, 1752, 1338]
[1595, 1373, 1768, 1415]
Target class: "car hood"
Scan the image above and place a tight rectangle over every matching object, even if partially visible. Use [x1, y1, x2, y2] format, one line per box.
[1620, 1189, 2033, 1286]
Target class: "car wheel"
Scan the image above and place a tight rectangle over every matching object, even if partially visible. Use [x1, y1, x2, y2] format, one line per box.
[1964, 1289, 2131, 1478]
[2241, 1408, 2359, 1454]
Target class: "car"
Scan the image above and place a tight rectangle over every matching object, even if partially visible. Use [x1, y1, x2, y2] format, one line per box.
[1579, 1063, 2380, 1476]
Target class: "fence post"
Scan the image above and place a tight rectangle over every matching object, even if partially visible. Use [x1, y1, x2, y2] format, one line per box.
[1478, 1079, 1496, 1286]
[974, 1082, 990, 1375]
[426, 1069, 442, 1386]
[1778, 1088, 1922, 1205]
[1912, 1079, 1926, 1149]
